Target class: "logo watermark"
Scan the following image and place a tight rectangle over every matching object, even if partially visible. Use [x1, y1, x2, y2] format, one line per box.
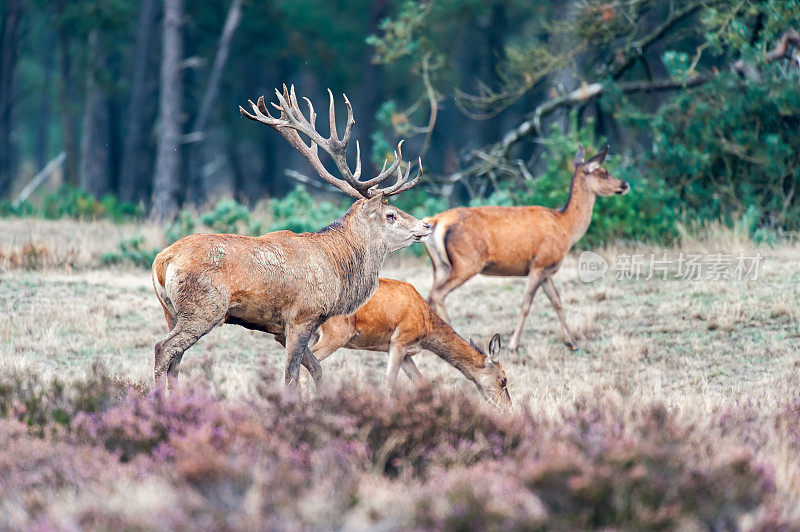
[578, 252, 762, 283]
[578, 251, 609, 283]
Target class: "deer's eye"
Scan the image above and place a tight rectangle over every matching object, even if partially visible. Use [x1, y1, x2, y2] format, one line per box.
[385, 212, 395, 222]
[501, 377, 507, 386]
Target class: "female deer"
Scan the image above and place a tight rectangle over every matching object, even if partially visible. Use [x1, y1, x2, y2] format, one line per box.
[309, 278, 512, 407]
[425, 146, 629, 353]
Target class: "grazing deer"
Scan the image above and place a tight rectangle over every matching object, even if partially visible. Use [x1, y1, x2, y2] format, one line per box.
[308, 278, 512, 407]
[151, 85, 430, 391]
[425, 145, 629, 353]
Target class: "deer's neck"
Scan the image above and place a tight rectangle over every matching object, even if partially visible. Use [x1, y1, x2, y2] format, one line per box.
[559, 170, 596, 247]
[317, 214, 387, 316]
[420, 313, 487, 390]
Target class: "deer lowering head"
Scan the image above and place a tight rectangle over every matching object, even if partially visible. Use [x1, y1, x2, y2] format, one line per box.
[152, 86, 429, 394]
[573, 144, 630, 197]
[468, 334, 511, 408]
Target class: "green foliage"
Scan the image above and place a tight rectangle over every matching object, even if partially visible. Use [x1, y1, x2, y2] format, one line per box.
[268, 185, 344, 233]
[100, 236, 159, 269]
[0, 200, 35, 217]
[200, 199, 263, 235]
[651, 68, 800, 229]
[366, 0, 432, 64]
[40, 186, 143, 222]
[165, 210, 197, 245]
[389, 187, 447, 221]
[0, 186, 143, 222]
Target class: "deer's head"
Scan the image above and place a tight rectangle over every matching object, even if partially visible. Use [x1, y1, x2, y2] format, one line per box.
[469, 333, 512, 408]
[355, 194, 431, 252]
[573, 145, 630, 197]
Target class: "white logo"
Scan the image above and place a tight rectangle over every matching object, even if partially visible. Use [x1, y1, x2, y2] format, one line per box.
[578, 251, 608, 283]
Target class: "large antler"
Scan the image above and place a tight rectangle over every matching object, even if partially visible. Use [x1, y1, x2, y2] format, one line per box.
[240, 85, 422, 199]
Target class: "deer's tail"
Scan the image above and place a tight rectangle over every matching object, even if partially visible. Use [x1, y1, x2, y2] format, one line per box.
[152, 250, 176, 331]
[423, 215, 452, 275]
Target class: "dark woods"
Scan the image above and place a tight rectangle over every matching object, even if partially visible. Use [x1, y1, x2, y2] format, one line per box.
[1, 1, 799, 236]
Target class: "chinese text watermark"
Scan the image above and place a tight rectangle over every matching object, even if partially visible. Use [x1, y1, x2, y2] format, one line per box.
[578, 251, 762, 283]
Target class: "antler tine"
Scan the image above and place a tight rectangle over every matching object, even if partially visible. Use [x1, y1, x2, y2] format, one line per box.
[359, 139, 405, 189]
[380, 157, 423, 198]
[353, 140, 362, 180]
[341, 93, 355, 146]
[240, 96, 277, 124]
[327, 89, 339, 145]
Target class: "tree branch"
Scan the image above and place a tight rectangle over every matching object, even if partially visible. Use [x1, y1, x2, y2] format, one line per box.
[609, 1, 710, 79]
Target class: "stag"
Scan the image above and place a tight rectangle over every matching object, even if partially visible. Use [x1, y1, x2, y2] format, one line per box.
[151, 85, 430, 391]
[425, 146, 629, 353]
[308, 278, 511, 407]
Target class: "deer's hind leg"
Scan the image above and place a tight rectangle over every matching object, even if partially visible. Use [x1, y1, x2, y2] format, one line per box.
[401, 356, 425, 383]
[154, 316, 221, 392]
[428, 257, 483, 324]
[154, 277, 228, 392]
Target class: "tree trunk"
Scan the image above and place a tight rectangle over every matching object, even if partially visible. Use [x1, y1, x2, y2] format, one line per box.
[79, 30, 112, 198]
[0, 0, 23, 198]
[36, 32, 56, 171]
[152, 0, 184, 221]
[119, 0, 159, 203]
[186, 0, 244, 205]
[56, 0, 79, 187]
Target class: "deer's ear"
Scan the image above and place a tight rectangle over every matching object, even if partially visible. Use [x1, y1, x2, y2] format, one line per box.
[363, 193, 384, 216]
[488, 333, 501, 361]
[585, 145, 609, 171]
[573, 144, 585, 170]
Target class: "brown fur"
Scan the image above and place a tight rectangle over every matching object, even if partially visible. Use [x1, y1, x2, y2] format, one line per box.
[151, 197, 431, 392]
[310, 278, 511, 406]
[425, 146, 629, 352]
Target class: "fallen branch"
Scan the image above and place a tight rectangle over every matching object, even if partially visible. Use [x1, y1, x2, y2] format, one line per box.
[14, 151, 66, 206]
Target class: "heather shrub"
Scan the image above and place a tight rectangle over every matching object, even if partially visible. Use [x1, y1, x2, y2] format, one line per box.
[0, 367, 791, 529]
[0, 363, 134, 435]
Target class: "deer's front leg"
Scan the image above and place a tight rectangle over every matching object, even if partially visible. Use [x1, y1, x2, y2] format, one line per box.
[508, 267, 545, 354]
[284, 323, 319, 388]
[542, 277, 578, 350]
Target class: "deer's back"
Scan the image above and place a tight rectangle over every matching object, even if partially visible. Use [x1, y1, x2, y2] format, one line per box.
[344, 279, 431, 350]
[431, 206, 571, 275]
[154, 232, 355, 329]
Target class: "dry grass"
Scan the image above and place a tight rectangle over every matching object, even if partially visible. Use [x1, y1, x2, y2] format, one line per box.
[1, 219, 799, 522]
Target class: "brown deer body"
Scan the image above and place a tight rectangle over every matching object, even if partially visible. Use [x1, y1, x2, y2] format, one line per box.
[152, 86, 429, 391]
[309, 278, 511, 407]
[425, 146, 629, 353]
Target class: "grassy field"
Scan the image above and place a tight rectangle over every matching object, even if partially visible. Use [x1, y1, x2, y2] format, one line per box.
[1, 218, 799, 528]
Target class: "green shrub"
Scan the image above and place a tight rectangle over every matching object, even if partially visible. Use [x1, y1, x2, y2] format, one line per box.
[389, 187, 447, 221]
[0, 200, 35, 217]
[268, 185, 344, 233]
[201, 198, 263, 235]
[165, 210, 197, 244]
[650, 66, 800, 231]
[41, 186, 143, 222]
[101, 236, 159, 269]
